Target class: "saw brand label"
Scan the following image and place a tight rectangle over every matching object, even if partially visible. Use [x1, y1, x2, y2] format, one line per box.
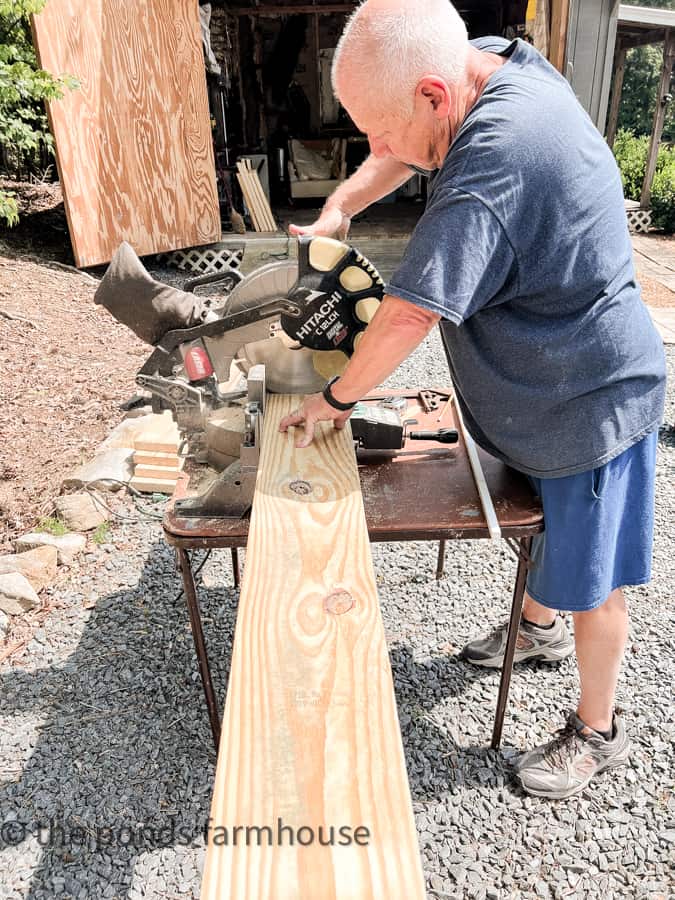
[295, 290, 344, 340]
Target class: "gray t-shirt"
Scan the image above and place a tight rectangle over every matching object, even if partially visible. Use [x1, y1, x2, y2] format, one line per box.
[389, 37, 666, 478]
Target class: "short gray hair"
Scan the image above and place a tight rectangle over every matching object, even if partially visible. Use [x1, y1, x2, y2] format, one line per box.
[332, 0, 469, 119]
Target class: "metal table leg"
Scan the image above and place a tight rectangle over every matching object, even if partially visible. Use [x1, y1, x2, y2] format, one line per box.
[435, 540, 446, 580]
[231, 548, 241, 588]
[491, 536, 532, 749]
[177, 548, 222, 750]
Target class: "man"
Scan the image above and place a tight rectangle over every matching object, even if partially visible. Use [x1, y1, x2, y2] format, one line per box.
[279, 0, 666, 799]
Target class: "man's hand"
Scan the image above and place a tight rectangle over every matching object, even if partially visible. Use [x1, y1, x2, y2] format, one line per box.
[288, 206, 351, 240]
[279, 393, 352, 448]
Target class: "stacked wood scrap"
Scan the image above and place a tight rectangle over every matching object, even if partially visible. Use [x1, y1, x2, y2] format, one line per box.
[128, 412, 183, 494]
[235, 159, 277, 232]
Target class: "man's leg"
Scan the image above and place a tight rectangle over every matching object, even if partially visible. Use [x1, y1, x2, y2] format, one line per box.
[574, 587, 628, 733]
[522, 590, 556, 627]
[516, 586, 631, 799]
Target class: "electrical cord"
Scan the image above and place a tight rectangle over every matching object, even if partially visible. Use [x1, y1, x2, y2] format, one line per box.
[81, 482, 213, 603]
[82, 480, 167, 522]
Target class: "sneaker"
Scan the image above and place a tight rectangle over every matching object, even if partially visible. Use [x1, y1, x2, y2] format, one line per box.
[516, 711, 631, 799]
[461, 616, 574, 668]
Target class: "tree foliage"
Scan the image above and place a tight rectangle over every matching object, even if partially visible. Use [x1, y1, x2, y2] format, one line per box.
[627, 0, 675, 8]
[617, 44, 675, 143]
[0, 0, 77, 225]
[616, 0, 675, 139]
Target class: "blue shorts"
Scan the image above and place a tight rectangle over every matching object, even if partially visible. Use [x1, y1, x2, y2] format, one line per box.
[525, 431, 658, 612]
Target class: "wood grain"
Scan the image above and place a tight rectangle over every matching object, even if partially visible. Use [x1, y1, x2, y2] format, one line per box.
[32, 0, 220, 267]
[201, 394, 425, 900]
[548, 0, 570, 73]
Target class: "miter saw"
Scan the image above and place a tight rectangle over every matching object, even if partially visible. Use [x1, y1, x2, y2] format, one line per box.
[95, 235, 456, 518]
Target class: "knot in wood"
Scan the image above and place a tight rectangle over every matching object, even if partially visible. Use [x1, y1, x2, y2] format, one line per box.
[289, 479, 313, 496]
[323, 589, 354, 616]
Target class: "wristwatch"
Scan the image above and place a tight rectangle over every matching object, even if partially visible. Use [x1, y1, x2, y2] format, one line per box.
[322, 376, 357, 411]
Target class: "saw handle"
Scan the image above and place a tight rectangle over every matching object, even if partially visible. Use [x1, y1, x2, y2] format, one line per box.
[407, 428, 459, 444]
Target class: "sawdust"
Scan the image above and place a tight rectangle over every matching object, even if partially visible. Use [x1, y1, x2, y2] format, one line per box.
[0, 245, 147, 552]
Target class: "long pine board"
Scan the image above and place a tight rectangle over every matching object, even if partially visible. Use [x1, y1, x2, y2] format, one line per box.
[32, 1, 220, 267]
[201, 394, 425, 900]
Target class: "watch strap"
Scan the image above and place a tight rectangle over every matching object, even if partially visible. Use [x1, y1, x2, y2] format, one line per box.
[322, 376, 357, 411]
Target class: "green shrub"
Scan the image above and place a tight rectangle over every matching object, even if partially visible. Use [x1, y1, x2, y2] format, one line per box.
[612, 129, 675, 228]
[612, 130, 650, 200]
[650, 163, 675, 232]
[0, 188, 17, 224]
[0, 1, 77, 225]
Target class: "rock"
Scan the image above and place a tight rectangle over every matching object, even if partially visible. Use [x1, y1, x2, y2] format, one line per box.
[15, 532, 86, 566]
[61, 448, 134, 493]
[429, 873, 444, 892]
[0, 609, 9, 640]
[0, 572, 40, 615]
[0, 545, 58, 592]
[54, 492, 108, 532]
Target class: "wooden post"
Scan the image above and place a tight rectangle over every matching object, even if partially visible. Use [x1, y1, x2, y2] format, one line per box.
[606, 45, 627, 147]
[200, 395, 425, 900]
[641, 29, 675, 208]
[310, 10, 322, 133]
[549, 0, 570, 75]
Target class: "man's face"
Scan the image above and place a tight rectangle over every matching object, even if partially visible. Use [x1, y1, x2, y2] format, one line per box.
[341, 85, 449, 170]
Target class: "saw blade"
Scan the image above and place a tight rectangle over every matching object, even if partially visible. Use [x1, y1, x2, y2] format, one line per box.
[207, 242, 385, 393]
[222, 259, 298, 318]
[205, 260, 298, 384]
[214, 256, 348, 392]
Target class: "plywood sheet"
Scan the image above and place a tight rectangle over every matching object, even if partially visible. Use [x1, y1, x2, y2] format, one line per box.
[32, 0, 220, 267]
[201, 394, 425, 900]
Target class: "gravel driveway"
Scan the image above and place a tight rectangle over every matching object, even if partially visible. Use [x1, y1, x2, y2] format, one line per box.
[1, 335, 673, 900]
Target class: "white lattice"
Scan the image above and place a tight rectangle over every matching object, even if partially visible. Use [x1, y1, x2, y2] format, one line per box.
[159, 244, 244, 275]
[627, 209, 652, 234]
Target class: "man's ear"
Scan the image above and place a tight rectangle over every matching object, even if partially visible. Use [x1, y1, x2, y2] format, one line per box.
[416, 76, 451, 119]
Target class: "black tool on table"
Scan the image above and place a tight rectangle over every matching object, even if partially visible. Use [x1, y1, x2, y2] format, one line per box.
[350, 403, 458, 453]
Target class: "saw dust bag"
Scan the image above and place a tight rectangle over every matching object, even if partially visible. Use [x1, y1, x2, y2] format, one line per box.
[94, 241, 212, 345]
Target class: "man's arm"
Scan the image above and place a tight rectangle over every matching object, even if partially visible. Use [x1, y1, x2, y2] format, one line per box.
[279, 295, 440, 447]
[289, 155, 414, 238]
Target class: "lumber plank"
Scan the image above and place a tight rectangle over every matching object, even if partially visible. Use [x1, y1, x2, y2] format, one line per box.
[133, 450, 181, 468]
[132, 412, 180, 454]
[129, 475, 179, 494]
[201, 394, 425, 900]
[237, 172, 262, 232]
[245, 160, 277, 231]
[236, 163, 264, 232]
[236, 161, 276, 232]
[31, 1, 220, 266]
[133, 462, 183, 480]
